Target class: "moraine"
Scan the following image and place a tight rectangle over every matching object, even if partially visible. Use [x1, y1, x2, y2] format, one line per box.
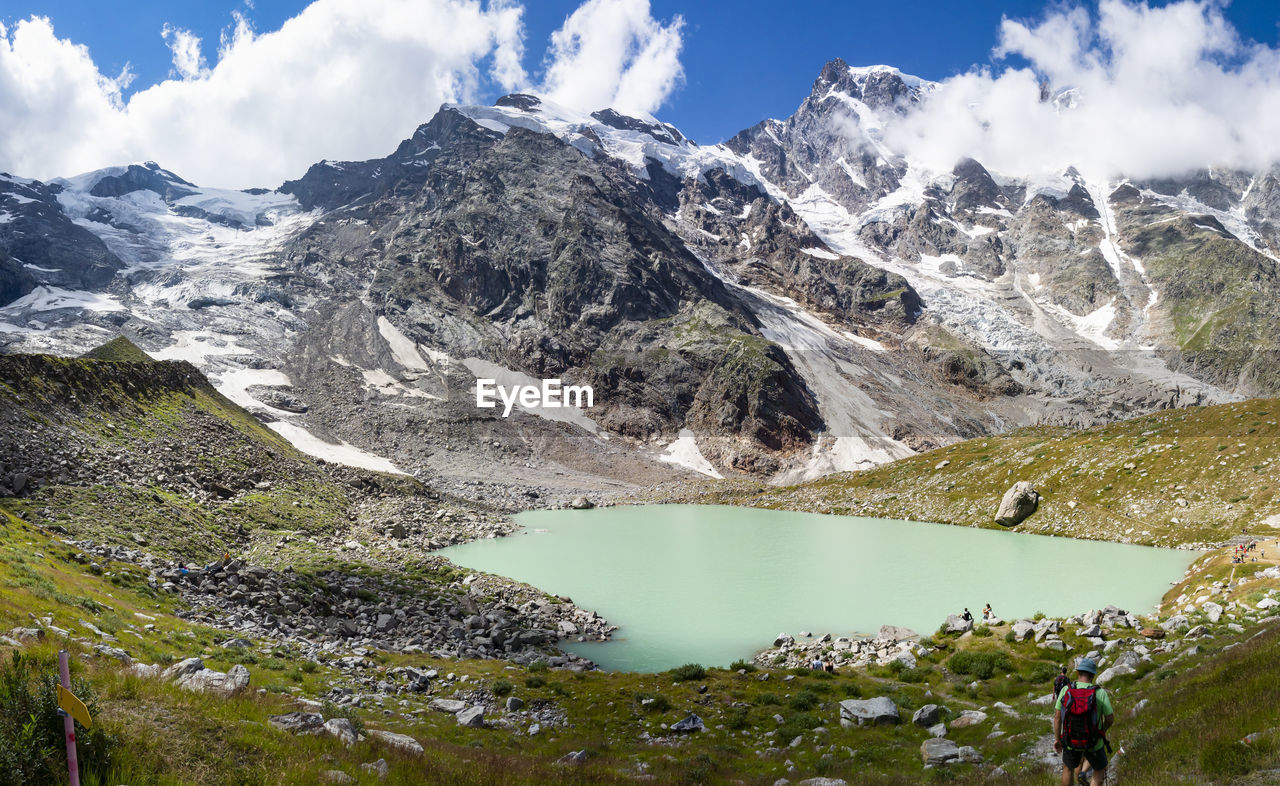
[441, 504, 1197, 672]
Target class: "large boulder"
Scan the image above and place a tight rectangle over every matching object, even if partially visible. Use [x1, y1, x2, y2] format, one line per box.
[995, 481, 1039, 526]
[323, 718, 358, 746]
[921, 737, 960, 766]
[368, 729, 424, 757]
[878, 625, 919, 642]
[912, 704, 942, 727]
[944, 615, 973, 634]
[1011, 619, 1035, 641]
[839, 697, 900, 727]
[161, 658, 251, 696]
[949, 710, 987, 729]
[671, 713, 705, 733]
[428, 698, 468, 714]
[456, 706, 486, 728]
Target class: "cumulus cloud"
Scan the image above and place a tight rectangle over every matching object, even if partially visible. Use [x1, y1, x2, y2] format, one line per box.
[161, 25, 209, 80]
[540, 0, 684, 118]
[888, 0, 1280, 181]
[0, 0, 687, 189]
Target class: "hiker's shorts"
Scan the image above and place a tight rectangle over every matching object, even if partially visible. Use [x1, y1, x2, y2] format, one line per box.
[1063, 746, 1108, 771]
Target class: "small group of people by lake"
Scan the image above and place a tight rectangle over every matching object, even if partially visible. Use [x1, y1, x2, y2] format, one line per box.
[960, 604, 997, 622]
[1232, 540, 1263, 564]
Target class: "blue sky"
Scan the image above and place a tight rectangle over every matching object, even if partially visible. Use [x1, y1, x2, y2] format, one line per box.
[6, 0, 1280, 145]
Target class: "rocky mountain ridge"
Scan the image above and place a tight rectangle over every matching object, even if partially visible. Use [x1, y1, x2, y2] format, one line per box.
[1, 58, 1277, 490]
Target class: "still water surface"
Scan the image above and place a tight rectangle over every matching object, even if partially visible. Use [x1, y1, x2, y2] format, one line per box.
[441, 505, 1194, 672]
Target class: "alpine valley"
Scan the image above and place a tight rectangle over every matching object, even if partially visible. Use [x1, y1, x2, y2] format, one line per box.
[4, 55, 1280, 786]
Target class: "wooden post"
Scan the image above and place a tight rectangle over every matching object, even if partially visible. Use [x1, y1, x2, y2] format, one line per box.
[58, 650, 81, 786]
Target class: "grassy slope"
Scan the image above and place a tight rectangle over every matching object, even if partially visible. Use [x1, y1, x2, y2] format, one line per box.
[0, 346, 395, 564]
[688, 398, 1280, 547]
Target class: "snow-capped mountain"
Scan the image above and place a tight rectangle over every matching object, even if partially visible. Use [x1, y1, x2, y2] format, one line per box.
[2, 59, 1276, 494]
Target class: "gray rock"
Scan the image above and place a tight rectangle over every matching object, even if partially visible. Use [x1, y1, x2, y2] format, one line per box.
[1097, 663, 1136, 685]
[877, 625, 918, 642]
[456, 706, 486, 728]
[269, 712, 325, 735]
[995, 481, 1039, 526]
[928, 722, 947, 737]
[839, 697, 899, 726]
[912, 704, 941, 727]
[319, 771, 354, 785]
[428, 698, 468, 714]
[505, 696, 524, 712]
[957, 745, 983, 764]
[368, 729, 424, 757]
[323, 717, 357, 746]
[950, 710, 987, 729]
[1202, 602, 1223, 623]
[360, 759, 389, 779]
[558, 750, 588, 764]
[921, 737, 960, 766]
[944, 615, 973, 634]
[569, 497, 595, 510]
[1011, 619, 1035, 641]
[671, 713, 705, 733]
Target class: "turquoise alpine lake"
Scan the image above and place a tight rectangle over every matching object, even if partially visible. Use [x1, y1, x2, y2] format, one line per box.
[440, 505, 1196, 672]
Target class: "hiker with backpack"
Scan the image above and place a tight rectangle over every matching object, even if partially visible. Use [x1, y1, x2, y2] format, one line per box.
[1053, 657, 1114, 786]
[1052, 665, 1070, 698]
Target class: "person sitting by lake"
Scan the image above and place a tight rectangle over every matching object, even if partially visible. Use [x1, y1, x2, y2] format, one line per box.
[824, 659, 835, 673]
[982, 603, 993, 621]
[961, 608, 973, 622]
[811, 657, 824, 671]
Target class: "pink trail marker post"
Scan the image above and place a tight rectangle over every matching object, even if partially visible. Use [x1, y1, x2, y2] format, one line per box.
[58, 650, 81, 786]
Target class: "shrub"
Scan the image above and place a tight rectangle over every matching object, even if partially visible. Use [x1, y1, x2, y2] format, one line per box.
[754, 692, 781, 706]
[669, 663, 706, 682]
[897, 666, 930, 683]
[636, 692, 670, 713]
[0, 651, 117, 786]
[728, 659, 757, 673]
[948, 651, 1013, 680]
[972, 626, 992, 638]
[1028, 662, 1058, 683]
[789, 690, 819, 711]
[725, 706, 749, 730]
[491, 679, 513, 697]
[527, 660, 548, 673]
[1005, 632, 1017, 643]
[524, 675, 546, 689]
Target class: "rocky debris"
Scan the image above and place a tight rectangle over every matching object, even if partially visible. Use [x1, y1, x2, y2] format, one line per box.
[557, 750, 588, 765]
[839, 697, 899, 727]
[319, 770, 354, 785]
[756, 630, 927, 670]
[8, 627, 45, 642]
[995, 481, 1039, 526]
[367, 729, 424, 758]
[65, 538, 607, 667]
[921, 737, 960, 766]
[161, 658, 250, 696]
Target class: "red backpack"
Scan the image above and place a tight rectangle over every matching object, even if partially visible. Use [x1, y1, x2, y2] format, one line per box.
[1060, 684, 1101, 751]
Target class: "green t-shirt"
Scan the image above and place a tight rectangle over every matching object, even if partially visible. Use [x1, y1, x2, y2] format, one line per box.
[1055, 681, 1114, 751]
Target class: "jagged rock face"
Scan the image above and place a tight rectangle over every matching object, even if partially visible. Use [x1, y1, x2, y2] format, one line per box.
[0, 174, 125, 299]
[279, 109, 826, 468]
[725, 59, 925, 216]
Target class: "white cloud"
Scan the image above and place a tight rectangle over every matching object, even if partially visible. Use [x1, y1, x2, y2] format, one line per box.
[161, 25, 209, 80]
[0, 0, 688, 190]
[0, 1, 529, 188]
[540, 0, 684, 119]
[887, 0, 1280, 181]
